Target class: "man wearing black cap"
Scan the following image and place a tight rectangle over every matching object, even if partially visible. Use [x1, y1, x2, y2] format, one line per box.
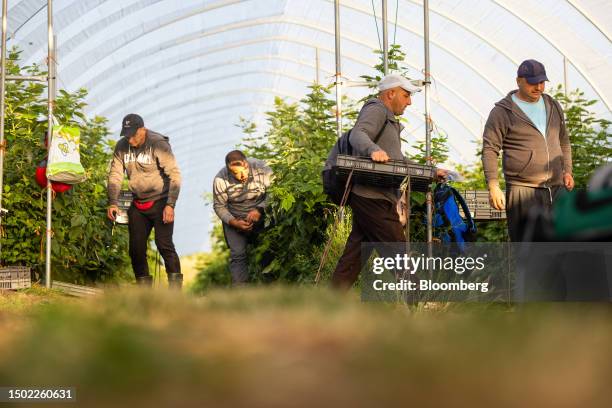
[107, 114, 183, 288]
[482, 59, 574, 241]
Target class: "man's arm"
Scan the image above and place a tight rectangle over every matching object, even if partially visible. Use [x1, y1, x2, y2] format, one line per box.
[349, 104, 388, 157]
[107, 145, 125, 206]
[482, 106, 508, 187]
[212, 176, 235, 224]
[482, 106, 508, 210]
[557, 101, 573, 175]
[156, 140, 182, 206]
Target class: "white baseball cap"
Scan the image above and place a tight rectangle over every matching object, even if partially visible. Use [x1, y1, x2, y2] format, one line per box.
[378, 74, 422, 93]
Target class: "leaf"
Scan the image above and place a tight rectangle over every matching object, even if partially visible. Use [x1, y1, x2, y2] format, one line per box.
[280, 194, 295, 211]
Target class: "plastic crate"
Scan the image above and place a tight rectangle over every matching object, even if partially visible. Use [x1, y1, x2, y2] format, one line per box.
[116, 189, 133, 225]
[458, 190, 507, 221]
[335, 155, 435, 192]
[0, 266, 32, 290]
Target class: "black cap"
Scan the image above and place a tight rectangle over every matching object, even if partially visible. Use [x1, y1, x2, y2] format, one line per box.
[120, 113, 144, 138]
[517, 59, 549, 85]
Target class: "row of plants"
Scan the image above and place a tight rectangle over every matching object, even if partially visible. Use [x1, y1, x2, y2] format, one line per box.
[1, 50, 131, 283]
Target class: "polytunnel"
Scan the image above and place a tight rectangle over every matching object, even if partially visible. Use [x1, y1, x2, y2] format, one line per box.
[1, 0, 611, 260]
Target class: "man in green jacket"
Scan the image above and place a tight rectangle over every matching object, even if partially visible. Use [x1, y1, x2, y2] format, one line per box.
[482, 59, 574, 241]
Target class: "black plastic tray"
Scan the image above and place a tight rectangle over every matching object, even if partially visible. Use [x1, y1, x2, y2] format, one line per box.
[334, 155, 435, 192]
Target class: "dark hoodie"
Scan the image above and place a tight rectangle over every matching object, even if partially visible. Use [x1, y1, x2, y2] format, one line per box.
[107, 130, 181, 206]
[482, 91, 572, 188]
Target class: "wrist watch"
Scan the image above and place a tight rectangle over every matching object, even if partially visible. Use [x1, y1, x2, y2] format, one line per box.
[166, 203, 175, 208]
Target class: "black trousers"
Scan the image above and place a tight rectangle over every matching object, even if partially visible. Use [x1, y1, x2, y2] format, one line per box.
[506, 185, 562, 242]
[331, 193, 405, 289]
[127, 199, 181, 278]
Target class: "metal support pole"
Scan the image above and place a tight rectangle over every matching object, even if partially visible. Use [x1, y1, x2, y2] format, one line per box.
[0, 0, 8, 260]
[423, 0, 433, 243]
[334, 0, 342, 139]
[382, 0, 388, 75]
[45, 2, 55, 288]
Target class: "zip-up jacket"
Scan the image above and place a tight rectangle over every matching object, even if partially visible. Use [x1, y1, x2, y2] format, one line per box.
[482, 91, 572, 188]
[348, 98, 405, 204]
[213, 158, 273, 224]
[107, 130, 181, 206]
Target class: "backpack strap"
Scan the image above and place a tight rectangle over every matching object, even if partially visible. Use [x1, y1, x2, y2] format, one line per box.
[450, 187, 476, 232]
[373, 119, 390, 144]
[346, 119, 390, 155]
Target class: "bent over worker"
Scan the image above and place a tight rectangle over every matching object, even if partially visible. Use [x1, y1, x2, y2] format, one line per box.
[213, 150, 272, 285]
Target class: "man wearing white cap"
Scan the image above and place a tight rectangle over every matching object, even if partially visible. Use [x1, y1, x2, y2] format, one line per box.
[331, 74, 423, 289]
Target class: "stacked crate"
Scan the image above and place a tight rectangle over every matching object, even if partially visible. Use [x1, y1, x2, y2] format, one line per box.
[0, 266, 31, 290]
[459, 190, 506, 221]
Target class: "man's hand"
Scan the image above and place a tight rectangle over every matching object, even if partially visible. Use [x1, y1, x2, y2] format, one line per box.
[488, 183, 506, 210]
[371, 150, 389, 163]
[163, 205, 175, 224]
[107, 205, 119, 221]
[229, 218, 253, 232]
[564, 173, 575, 191]
[245, 209, 262, 224]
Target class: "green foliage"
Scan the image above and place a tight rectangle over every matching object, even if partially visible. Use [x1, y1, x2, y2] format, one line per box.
[1, 50, 131, 283]
[190, 223, 231, 293]
[238, 85, 353, 282]
[411, 128, 449, 167]
[360, 44, 411, 102]
[552, 85, 611, 188]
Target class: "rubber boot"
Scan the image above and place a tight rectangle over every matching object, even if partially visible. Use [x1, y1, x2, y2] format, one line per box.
[136, 275, 153, 288]
[167, 273, 183, 290]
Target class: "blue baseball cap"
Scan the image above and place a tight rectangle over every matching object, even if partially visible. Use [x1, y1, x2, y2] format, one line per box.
[517, 59, 549, 85]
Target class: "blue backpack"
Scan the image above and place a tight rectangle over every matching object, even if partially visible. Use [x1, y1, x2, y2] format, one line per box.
[433, 183, 477, 253]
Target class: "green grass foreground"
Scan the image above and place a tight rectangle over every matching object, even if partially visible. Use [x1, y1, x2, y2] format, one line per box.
[0, 286, 611, 407]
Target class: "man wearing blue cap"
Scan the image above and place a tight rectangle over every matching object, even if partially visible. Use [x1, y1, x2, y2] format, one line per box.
[482, 59, 574, 241]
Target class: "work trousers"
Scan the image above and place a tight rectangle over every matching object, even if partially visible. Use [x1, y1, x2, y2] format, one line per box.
[331, 193, 406, 289]
[506, 185, 562, 242]
[222, 221, 263, 285]
[127, 199, 181, 278]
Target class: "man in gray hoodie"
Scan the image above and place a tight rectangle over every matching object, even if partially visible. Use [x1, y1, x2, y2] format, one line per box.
[331, 74, 423, 289]
[482, 60, 574, 241]
[107, 114, 183, 288]
[213, 150, 272, 285]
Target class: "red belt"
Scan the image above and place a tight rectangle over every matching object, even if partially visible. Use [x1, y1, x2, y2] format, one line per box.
[133, 199, 155, 211]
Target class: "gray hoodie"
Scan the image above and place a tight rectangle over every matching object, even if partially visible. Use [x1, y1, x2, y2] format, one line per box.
[107, 130, 181, 206]
[482, 91, 572, 188]
[213, 158, 273, 224]
[324, 98, 405, 204]
[336, 98, 405, 204]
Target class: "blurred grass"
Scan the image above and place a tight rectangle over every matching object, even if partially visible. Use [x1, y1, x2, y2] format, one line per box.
[0, 286, 611, 407]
